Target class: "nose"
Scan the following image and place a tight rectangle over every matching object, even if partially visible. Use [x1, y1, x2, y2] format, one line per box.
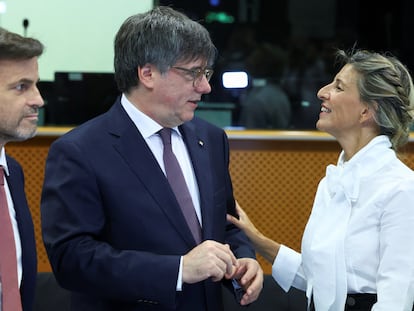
[195, 76, 212, 94]
[31, 85, 45, 108]
[317, 84, 329, 100]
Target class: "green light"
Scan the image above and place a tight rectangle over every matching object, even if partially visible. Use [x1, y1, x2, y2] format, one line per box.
[205, 11, 235, 24]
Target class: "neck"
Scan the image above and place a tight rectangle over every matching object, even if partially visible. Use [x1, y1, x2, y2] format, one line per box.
[337, 131, 379, 161]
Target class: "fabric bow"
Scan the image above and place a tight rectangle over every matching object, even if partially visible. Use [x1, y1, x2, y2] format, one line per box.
[325, 162, 360, 203]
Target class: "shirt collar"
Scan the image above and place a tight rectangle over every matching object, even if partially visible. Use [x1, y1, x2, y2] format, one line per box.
[326, 135, 394, 201]
[337, 135, 392, 171]
[120, 94, 181, 138]
[0, 147, 9, 176]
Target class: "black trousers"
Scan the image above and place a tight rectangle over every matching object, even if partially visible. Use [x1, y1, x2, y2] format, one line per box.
[309, 293, 377, 311]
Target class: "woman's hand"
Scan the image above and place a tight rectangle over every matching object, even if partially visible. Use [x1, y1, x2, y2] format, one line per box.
[227, 200, 281, 263]
[227, 201, 261, 241]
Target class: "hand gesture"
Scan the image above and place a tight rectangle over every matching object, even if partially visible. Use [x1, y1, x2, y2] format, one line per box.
[232, 257, 263, 305]
[227, 200, 261, 241]
[182, 240, 238, 283]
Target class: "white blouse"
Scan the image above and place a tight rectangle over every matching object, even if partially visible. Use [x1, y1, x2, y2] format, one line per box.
[272, 135, 414, 311]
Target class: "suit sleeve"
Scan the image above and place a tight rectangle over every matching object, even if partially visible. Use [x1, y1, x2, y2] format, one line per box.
[40, 138, 179, 307]
[220, 131, 256, 259]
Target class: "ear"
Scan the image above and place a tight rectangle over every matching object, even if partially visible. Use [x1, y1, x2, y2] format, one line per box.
[360, 102, 376, 124]
[137, 64, 155, 88]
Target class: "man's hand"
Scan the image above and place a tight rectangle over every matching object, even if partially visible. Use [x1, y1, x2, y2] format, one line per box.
[182, 240, 238, 283]
[232, 258, 263, 306]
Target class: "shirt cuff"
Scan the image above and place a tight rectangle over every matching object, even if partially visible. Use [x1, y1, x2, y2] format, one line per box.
[176, 256, 183, 291]
[272, 244, 301, 292]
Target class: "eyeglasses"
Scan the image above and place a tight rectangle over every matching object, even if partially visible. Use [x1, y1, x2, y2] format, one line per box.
[171, 66, 214, 87]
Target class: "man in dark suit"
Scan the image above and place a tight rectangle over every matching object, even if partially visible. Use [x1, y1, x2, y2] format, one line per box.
[0, 28, 44, 310]
[40, 6, 263, 311]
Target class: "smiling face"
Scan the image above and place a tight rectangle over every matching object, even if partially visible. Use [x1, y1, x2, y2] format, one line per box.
[0, 57, 44, 145]
[316, 64, 371, 138]
[136, 59, 212, 128]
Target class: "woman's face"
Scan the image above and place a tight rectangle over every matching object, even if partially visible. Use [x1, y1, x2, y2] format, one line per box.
[316, 64, 369, 138]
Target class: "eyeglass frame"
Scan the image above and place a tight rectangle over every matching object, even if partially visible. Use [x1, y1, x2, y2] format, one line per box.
[171, 66, 214, 87]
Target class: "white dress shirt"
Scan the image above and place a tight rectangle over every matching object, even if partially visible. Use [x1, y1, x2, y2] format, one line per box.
[120, 95, 202, 224]
[120, 94, 201, 291]
[272, 135, 414, 311]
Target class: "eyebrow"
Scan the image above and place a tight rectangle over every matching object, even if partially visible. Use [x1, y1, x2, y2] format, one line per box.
[335, 77, 347, 87]
[6, 78, 37, 90]
[12, 78, 36, 85]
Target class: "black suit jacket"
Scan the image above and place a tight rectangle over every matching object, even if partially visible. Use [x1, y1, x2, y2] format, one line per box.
[41, 99, 255, 311]
[6, 156, 37, 311]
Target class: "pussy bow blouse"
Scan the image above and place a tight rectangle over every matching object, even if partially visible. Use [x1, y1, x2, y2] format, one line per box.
[272, 135, 414, 311]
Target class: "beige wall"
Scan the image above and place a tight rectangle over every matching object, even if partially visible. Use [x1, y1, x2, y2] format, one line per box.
[0, 0, 153, 81]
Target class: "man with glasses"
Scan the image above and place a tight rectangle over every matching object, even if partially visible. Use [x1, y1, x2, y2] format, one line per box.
[171, 66, 214, 88]
[40, 6, 263, 311]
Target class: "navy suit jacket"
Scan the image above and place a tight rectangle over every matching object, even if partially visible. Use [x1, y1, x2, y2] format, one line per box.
[6, 156, 37, 311]
[41, 99, 255, 311]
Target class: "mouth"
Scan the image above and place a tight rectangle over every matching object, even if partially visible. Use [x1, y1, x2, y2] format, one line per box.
[24, 114, 39, 121]
[188, 100, 199, 107]
[321, 106, 331, 113]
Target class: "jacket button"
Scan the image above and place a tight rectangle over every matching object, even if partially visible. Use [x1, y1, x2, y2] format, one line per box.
[346, 296, 356, 306]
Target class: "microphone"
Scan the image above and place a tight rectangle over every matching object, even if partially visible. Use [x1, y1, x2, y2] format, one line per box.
[23, 18, 29, 36]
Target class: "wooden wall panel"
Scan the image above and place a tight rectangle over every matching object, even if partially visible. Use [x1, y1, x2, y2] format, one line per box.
[5, 129, 414, 275]
[6, 136, 56, 272]
[229, 138, 340, 273]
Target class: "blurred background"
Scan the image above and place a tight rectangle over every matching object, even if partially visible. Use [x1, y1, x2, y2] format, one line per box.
[2, 0, 413, 130]
[157, 0, 414, 130]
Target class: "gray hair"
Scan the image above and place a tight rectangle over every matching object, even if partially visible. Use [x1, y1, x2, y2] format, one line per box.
[0, 27, 43, 60]
[336, 49, 414, 151]
[114, 6, 217, 93]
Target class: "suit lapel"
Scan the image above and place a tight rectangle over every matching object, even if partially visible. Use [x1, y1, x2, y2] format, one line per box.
[179, 123, 214, 239]
[5, 158, 37, 292]
[108, 103, 199, 246]
[6, 161, 32, 238]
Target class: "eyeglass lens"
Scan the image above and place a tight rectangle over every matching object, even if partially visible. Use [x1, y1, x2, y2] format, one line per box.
[194, 69, 213, 86]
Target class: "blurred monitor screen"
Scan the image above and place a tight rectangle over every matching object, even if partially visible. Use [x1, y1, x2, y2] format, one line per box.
[44, 72, 120, 125]
[222, 71, 249, 89]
